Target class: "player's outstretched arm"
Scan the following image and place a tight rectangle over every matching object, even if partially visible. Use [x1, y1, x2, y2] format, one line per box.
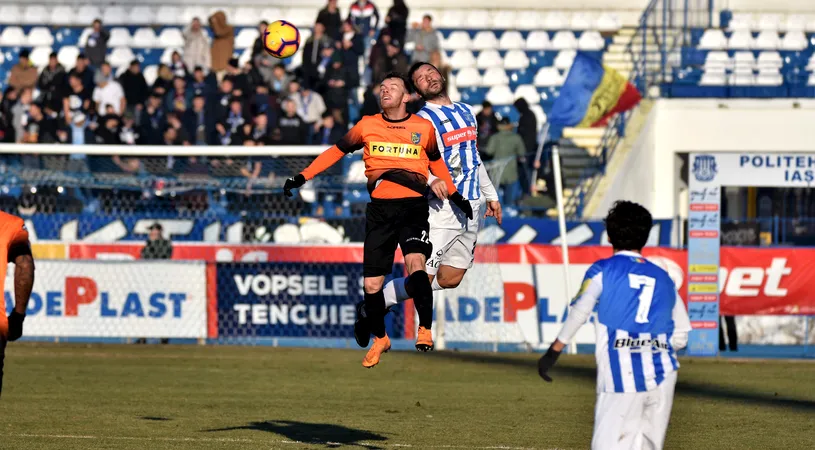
[8, 240, 34, 342]
[284, 122, 365, 197]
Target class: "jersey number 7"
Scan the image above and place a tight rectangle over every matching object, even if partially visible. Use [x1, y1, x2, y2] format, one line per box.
[628, 274, 656, 324]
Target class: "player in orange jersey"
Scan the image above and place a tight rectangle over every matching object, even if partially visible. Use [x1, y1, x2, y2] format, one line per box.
[0, 211, 35, 398]
[284, 72, 472, 368]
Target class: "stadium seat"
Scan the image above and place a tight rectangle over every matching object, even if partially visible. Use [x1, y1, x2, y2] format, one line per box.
[259, 8, 284, 24]
[49, 6, 76, 26]
[700, 71, 726, 85]
[286, 47, 303, 70]
[698, 29, 727, 50]
[285, 8, 316, 28]
[783, 15, 806, 32]
[569, 12, 594, 30]
[518, 11, 543, 30]
[449, 50, 477, 69]
[596, 12, 621, 32]
[143, 65, 159, 86]
[0, 27, 26, 46]
[543, 11, 569, 30]
[551, 31, 578, 50]
[233, 7, 260, 26]
[578, 31, 605, 51]
[29, 46, 52, 69]
[133, 28, 158, 48]
[472, 31, 499, 50]
[109, 47, 136, 69]
[757, 14, 781, 31]
[57, 46, 80, 70]
[130, 6, 155, 26]
[554, 50, 576, 70]
[486, 85, 514, 105]
[180, 6, 209, 26]
[704, 50, 730, 70]
[27, 27, 54, 47]
[158, 29, 185, 48]
[499, 31, 525, 50]
[492, 10, 517, 29]
[733, 51, 756, 69]
[448, 86, 462, 102]
[757, 51, 783, 69]
[809, 73, 815, 86]
[525, 31, 551, 50]
[467, 10, 491, 29]
[445, 31, 472, 50]
[160, 47, 182, 65]
[781, 31, 807, 51]
[729, 30, 755, 49]
[754, 31, 780, 50]
[482, 67, 510, 86]
[455, 67, 482, 87]
[514, 84, 541, 105]
[756, 69, 783, 85]
[108, 28, 133, 47]
[503, 50, 530, 69]
[0, 5, 21, 24]
[238, 48, 252, 67]
[76, 5, 102, 26]
[534, 67, 564, 86]
[476, 49, 503, 69]
[728, 13, 753, 31]
[23, 5, 49, 24]
[440, 9, 466, 28]
[235, 29, 260, 50]
[78, 27, 93, 47]
[731, 71, 755, 85]
[156, 6, 183, 25]
[103, 6, 128, 25]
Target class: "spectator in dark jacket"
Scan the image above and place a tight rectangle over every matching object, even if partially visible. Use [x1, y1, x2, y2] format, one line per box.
[94, 114, 121, 145]
[37, 53, 66, 114]
[216, 97, 247, 146]
[348, 0, 380, 41]
[514, 97, 538, 154]
[476, 101, 498, 160]
[142, 223, 173, 260]
[167, 112, 191, 145]
[68, 54, 95, 94]
[166, 77, 192, 113]
[224, 58, 250, 98]
[373, 40, 409, 84]
[384, 0, 409, 43]
[183, 94, 215, 146]
[118, 60, 149, 118]
[301, 23, 334, 88]
[277, 98, 308, 145]
[140, 92, 166, 145]
[338, 21, 364, 89]
[85, 19, 110, 68]
[251, 21, 269, 63]
[317, 0, 343, 41]
[315, 112, 345, 145]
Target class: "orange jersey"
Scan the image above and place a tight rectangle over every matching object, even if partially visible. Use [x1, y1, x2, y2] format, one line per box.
[0, 212, 29, 330]
[301, 113, 458, 199]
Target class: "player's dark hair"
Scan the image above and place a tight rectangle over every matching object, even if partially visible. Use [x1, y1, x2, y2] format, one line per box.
[382, 72, 413, 94]
[604, 200, 652, 252]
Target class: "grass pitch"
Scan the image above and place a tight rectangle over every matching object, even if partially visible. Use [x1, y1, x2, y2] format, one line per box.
[0, 343, 813, 449]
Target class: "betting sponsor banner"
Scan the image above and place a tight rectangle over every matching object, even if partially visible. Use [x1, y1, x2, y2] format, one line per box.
[2, 261, 207, 338]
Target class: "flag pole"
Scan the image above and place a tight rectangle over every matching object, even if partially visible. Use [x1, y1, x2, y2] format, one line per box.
[551, 142, 577, 355]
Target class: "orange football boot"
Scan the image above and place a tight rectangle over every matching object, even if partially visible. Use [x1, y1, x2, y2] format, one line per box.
[415, 326, 434, 352]
[362, 334, 391, 368]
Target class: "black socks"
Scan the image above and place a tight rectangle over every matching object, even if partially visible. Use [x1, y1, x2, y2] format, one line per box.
[405, 270, 433, 329]
[364, 290, 387, 338]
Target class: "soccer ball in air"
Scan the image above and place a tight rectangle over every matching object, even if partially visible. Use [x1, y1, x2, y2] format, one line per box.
[263, 20, 301, 59]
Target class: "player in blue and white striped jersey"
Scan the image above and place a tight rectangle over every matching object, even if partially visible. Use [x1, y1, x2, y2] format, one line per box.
[538, 201, 691, 450]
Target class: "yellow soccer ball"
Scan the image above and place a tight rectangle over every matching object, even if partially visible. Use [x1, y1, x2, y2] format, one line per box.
[263, 20, 301, 59]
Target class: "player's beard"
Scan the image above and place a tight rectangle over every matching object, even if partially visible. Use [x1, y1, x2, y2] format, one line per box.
[420, 78, 446, 102]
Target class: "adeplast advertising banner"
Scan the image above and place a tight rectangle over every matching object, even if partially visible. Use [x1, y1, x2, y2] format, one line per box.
[3, 261, 207, 338]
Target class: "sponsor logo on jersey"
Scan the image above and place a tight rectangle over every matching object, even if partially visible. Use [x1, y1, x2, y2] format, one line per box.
[692, 154, 718, 182]
[614, 337, 670, 353]
[370, 142, 422, 159]
[441, 126, 477, 147]
[411, 131, 422, 145]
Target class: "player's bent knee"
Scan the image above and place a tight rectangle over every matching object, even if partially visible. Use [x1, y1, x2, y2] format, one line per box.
[363, 277, 385, 294]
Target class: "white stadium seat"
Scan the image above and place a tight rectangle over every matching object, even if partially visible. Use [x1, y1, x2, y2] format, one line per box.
[525, 31, 551, 50]
[233, 7, 260, 26]
[808, 73, 815, 86]
[23, 5, 49, 24]
[781, 31, 807, 51]
[160, 47, 183, 65]
[260, 8, 284, 23]
[482, 67, 509, 86]
[143, 65, 159, 86]
[518, 11, 543, 30]
[476, 49, 503, 69]
[492, 10, 517, 29]
[753, 31, 780, 50]
[235, 28, 260, 50]
[534, 67, 564, 86]
[486, 85, 514, 105]
[181, 7, 209, 25]
[757, 51, 783, 69]
[756, 67, 782, 86]
[27, 27, 54, 47]
[530, 104, 547, 127]
[543, 11, 569, 30]
[158, 29, 185, 48]
[783, 15, 806, 32]
[551, 31, 578, 50]
[439, 9, 465, 28]
[108, 28, 133, 47]
[757, 14, 781, 31]
[29, 46, 52, 69]
[596, 12, 621, 32]
[0, 27, 26, 46]
[728, 13, 753, 31]
[444, 31, 472, 50]
[698, 29, 727, 50]
[103, 6, 128, 25]
[554, 50, 577, 70]
[76, 5, 102, 26]
[130, 6, 155, 26]
[467, 10, 491, 29]
[578, 30, 605, 51]
[78, 27, 93, 47]
[109, 47, 136, 69]
[286, 47, 303, 71]
[514, 84, 541, 105]
[449, 50, 477, 69]
[285, 8, 316, 28]
[730, 71, 755, 85]
[704, 51, 730, 70]
[238, 48, 252, 67]
[733, 51, 756, 69]
[700, 71, 726, 85]
[455, 67, 482, 87]
[49, 6, 76, 26]
[156, 6, 183, 25]
[472, 31, 498, 50]
[498, 31, 525, 50]
[0, 5, 21, 25]
[728, 30, 754, 49]
[569, 12, 594, 30]
[503, 49, 530, 69]
[133, 28, 158, 48]
[57, 46, 80, 70]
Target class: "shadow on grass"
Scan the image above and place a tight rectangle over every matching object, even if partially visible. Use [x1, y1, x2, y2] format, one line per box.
[428, 351, 815, 413]
[139, 416, 172, 421]
[203, 420, 388, 449]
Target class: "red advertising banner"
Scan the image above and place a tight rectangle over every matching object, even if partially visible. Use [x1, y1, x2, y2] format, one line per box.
[64, 243, 813, 316]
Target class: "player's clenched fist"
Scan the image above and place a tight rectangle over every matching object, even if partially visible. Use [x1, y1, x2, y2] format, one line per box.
[449, 192, 473, 220]
[537, 345, 561, 382]
[8, 310, 24, 341]
[283, 174, 306, 197]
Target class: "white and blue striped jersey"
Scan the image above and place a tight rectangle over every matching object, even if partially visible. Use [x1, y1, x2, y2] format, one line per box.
[557, 251, 692, 394]
[417, 102, 482, 200]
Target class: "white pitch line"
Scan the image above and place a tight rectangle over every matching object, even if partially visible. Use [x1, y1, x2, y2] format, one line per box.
[3, 433, 549, 449]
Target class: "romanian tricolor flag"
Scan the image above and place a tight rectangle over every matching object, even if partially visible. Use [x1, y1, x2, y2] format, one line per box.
[549, 52, 642, 128]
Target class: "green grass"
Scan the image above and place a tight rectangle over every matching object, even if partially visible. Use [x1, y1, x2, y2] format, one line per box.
[0, 343, 813, 449]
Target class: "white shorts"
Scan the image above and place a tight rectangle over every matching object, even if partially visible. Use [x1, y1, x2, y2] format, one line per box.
[425, 197, 484, 276]
[591, 371, 677, 450]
